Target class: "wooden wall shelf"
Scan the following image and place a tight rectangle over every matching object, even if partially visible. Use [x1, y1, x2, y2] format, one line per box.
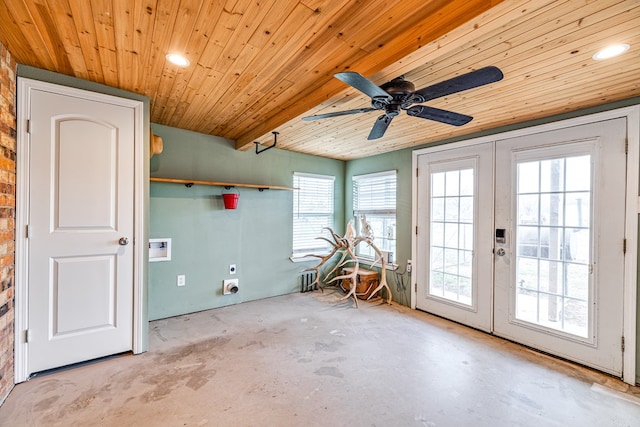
[150, 177, 295, 191]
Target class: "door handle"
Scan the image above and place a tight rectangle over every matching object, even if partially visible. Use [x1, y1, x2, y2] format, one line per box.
[119, 237, 129, 246]
[496, 248, 506, 256]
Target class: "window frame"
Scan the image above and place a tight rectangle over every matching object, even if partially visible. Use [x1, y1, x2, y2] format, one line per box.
[352, 170, 397, 263]
[291, 172, 335, 259]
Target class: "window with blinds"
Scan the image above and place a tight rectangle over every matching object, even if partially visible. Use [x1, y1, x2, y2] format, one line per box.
[292, 172, 335, 256]
[352, 171, 397, 259]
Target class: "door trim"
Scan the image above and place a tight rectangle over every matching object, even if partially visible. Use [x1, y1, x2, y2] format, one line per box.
[412, 106, 639, 385]
[14, 78, 146, 382]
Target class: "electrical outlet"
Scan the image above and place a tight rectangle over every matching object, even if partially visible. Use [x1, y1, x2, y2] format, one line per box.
[229, 264, 237, 275]
[406, 260, 412, 273]
[177, 274, 186, 287]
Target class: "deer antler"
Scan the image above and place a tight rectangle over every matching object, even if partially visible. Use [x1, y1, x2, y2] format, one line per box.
[323, 248, 354, 281]
[304, 216, 393, 307]
[302, 247, 340, 292]
[327, 245, 360, 307]
[365, 242, 392, 304]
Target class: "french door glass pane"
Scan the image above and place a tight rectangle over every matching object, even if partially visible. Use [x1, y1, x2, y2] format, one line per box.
[515, 155, 591, 338]
[430, 168, 474, 306]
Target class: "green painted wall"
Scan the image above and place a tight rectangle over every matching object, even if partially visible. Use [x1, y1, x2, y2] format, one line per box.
[149, 124, 345, 320]
[345, 150, 414, 307]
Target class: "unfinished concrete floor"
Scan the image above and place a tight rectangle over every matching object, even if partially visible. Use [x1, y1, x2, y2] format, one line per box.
[1, 290, 640, 426]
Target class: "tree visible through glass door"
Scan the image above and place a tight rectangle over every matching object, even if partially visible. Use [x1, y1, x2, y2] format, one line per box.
[515, 155, 592, 338]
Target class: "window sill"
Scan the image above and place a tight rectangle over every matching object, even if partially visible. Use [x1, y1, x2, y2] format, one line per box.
[290, 255, 398, 270]
[290, 254, 329, 263]
[356, 258, 398, 271]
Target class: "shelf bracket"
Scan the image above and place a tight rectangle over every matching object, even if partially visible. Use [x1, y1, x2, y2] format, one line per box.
[254, 131, 279, 155]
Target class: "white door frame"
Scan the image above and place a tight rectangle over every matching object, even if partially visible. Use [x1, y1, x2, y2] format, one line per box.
[412, 106, 639, 385]
[14, 78, 146, 382]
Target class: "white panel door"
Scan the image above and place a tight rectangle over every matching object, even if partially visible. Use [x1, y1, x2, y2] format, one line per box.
[27, 88, 134, 374]
[493, 118, 627, 375]
[416, 142, 494, 332]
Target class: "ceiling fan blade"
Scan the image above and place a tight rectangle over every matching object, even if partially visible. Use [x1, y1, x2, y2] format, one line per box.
[302, 107, 377, 121]
[406, 105, 473, 126]
[335, 72, 393, 102]
[414, 66, 504, 102]
[368, 114, 394, 140]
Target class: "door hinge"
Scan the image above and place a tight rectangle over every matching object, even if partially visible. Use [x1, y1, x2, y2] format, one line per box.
[414, 283, 417, 292]
[623, 238, 627, 254]
[416, 168, 419, 178]
[415, 226, 418, 235]
[25, 224, 29, 238]
[621, 336, 625, 352]
[25, 329, 31, 343]
[625, 138, 629, 154]
[26, 119, 30, 134]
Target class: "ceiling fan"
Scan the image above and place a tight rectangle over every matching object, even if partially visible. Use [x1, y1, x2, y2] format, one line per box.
[303, 66, 504, 140]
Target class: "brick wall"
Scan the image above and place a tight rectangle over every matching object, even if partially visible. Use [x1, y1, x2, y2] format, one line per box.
[0, 41, 16, 403]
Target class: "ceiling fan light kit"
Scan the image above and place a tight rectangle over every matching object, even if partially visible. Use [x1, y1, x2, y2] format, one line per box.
[303, 66, 504, 140]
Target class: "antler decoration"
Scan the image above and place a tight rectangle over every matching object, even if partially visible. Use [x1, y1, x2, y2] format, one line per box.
[353, 215, 393, 305]
[302, 216, 393, 306]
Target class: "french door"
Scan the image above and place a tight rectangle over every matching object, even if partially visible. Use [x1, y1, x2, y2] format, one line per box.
[416, 117, 628, 375]
[416, 142, 494, 332]
[493, 118, 626, 374]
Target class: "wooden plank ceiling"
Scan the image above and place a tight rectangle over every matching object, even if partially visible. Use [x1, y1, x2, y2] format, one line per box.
[1, 0, 638, 160]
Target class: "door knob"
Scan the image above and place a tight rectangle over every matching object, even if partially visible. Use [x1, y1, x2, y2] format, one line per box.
[496, 248, 506, 256]
[119, 237, 129, 246]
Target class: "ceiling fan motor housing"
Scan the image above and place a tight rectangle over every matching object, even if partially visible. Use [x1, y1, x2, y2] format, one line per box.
[374, 77, 416, 114]
[380, 77, 415, 96]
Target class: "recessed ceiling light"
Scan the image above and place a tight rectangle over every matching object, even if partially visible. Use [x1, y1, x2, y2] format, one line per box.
[592, 44, 630, 60]
[166, 53, 190, 67]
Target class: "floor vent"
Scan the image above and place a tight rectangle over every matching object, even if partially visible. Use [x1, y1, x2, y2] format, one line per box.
[300, 271, 317, 293]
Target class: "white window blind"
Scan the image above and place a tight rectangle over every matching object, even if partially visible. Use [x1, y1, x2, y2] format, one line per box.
[352, 171, 397, 259]
[293, 173, 335, 256]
